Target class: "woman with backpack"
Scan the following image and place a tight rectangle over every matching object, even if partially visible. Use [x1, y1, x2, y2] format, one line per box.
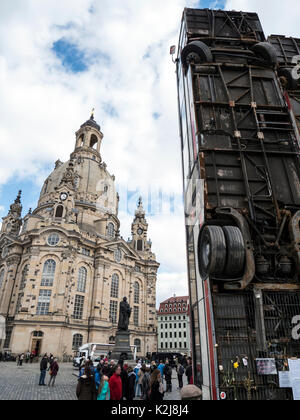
[177, 363, 185, 389]
[141, 367, 151, 400]
[149, 369, 164, 401]
[76, 365, 97, 400]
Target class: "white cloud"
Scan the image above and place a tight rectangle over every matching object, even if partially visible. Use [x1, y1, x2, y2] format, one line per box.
[225, 0, 300, 37]
[0, 0, 202, 304]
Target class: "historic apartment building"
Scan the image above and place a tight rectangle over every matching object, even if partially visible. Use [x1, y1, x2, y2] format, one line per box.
[0, 114, 159, 358]
[157, 295, 190, 356]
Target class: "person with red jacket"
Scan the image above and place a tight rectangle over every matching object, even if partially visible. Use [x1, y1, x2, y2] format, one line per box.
[109, 365, 122, 400]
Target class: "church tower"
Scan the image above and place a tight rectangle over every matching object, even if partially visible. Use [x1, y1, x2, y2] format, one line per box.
[0, 115, 159, 358]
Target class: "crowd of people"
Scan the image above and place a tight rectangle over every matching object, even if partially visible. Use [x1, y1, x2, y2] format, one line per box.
[75, 355, 195, 401]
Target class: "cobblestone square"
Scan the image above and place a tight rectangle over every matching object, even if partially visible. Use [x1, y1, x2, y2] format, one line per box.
[0, 362, 185, 400]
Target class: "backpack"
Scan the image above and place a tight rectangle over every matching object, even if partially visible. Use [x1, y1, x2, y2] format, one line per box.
[142, 373, 150, 397]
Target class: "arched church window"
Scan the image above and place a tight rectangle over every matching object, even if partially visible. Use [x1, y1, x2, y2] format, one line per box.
[72, 334, 83, 350]
[134, 282, 140, 304]
[90, 134, 98, 149]
[0, 269, 4, 290]
[55, 206, 64, 218]
[77, 267, 87, 293]
[110, 274, 119, 298]
[134, 339, 141, 353]
[41, 259, 56, 286]
[107, 223, 115, 238]
[137, 240, 143, 251]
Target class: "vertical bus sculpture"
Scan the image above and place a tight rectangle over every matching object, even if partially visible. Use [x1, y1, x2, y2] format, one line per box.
[176, 8, 300, 400]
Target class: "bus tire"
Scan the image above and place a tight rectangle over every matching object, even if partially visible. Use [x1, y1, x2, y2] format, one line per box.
[223, 226, 245, 276]
[181, 41, 213, 69]
[252, 42, 278, 67]
[198, 226, 226, 277]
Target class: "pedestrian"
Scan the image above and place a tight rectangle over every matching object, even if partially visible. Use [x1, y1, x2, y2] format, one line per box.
[48, 358, 59, 387]
[120, 364, 128, 400]
[149, 369, 164, 401]
[25, 351, 30, 364]
[157, 360, 165, 384]
[109, 365, 123, 401]
[30, 352, 34, 363]
[150, 361, 157, 373]
[39, 354, 48, 386]
[141, 367, 151, 400]
[97, 375, 110, 400]
[19, 353, 24, 366]
[94, 363, 102, 392]
[134, 361, 142, 397]
[177, 363, 185, 389]
[126, 366, 136, 401]
[109, 360, 116, 378]
[137, 364, 146, 399]
[164, 363, 172, 392]
[76, 365, 97, 400]
[102, 361, 110, 377]
[185, 358, 193, 385]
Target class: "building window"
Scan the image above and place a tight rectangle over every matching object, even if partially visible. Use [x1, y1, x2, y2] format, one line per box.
[109, 300, 118, 324]
[16, 293, 23, 313]
[170, 342, 172, 349]
[55, 205, 64, 218]
[134, 339, 141, 353]
[4, 326, 12, 348]
[36, 290, 51, 315]
[134, 306, 139, 326]
[109, 336, 116, 344]
[165, 332, 168, 338]
[137, 240, 143, 251]
[73, 295, 84, 320]
[72, 334, 83, 350]
[184, 342, 187, 348]
[19, 265, 28, 290]
[82, 248, 90, 256]
[161, 333, 163, 338]
[0, 269, 5, 290]
[33, 331, 44, 337]
[184, 332, 186, 338]
[41, 260, 56, 287]
[77, 267, 87, 293]
[47, 233, 60, 246]
[110, 274, 119, 298]
[165, 342, 168, 349]
[170, 332, 172, 338]
[133, 282, 140, 304]
[107, 223, 115, 238]
[114, 248, 122, 263]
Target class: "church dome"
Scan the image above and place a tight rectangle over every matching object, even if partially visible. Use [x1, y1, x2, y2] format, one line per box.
[35, 115, 119, 230]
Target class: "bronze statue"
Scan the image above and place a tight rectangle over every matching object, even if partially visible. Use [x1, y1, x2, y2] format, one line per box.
[118, 297, 132, 331]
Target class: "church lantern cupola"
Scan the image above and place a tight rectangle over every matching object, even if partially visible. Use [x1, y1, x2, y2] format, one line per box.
[74, 110, 104, 158]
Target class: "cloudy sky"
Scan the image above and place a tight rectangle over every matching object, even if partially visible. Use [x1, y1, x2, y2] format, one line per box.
[0, 0, 299, 307]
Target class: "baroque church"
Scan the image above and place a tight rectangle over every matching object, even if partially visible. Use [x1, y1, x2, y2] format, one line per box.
[0, 114, 159, 358]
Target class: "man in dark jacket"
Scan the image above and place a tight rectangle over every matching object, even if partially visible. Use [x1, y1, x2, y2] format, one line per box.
[185, 358, 193, 384]
[39, 354, 48, 386]
[164, 364, 172, 393]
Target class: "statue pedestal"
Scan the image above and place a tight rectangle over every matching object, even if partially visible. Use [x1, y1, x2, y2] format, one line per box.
[110, 330, 133, 361]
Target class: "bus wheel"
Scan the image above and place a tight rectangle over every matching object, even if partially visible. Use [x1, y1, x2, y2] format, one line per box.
[198, 226, 226, 277]
[181, 41, 213, 69]
[252, 42, 278, 67]
[222, 226, 245, 276]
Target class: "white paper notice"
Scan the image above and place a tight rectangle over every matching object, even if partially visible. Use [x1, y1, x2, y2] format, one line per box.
[288, 359, 300, 400]
[279, 371, 291, 388]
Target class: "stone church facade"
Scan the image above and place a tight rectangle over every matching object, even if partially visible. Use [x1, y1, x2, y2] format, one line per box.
[0, 115, 159, 359]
